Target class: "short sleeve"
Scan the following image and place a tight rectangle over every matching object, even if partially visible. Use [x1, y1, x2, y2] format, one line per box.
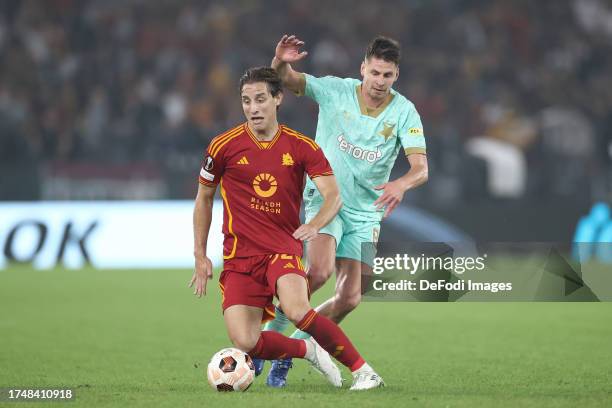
[198, 142, 227, 186]
[398, 104, 427, 155]
[300, 140, 333, 179]
[303, 74, 347, 106]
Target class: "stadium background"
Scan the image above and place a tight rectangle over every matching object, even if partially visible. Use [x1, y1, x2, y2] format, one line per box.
[1, 1, 611, 406]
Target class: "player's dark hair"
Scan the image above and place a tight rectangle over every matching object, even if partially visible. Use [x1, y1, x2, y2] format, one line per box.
[239, 67, 283, 97]
[365, 36, 401, 65]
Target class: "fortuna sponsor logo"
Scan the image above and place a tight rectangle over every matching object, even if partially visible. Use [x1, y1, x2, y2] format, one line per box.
[337, 134, 382, 163]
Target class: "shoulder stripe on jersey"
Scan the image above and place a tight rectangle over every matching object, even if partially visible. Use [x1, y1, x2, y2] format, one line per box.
[284, 130, 319, 150]
[220, 179, 238, 260]
[209, 123, 244, 148]
[283, 128, 319, 151]
[211, 132, 243, 158]
[208, 127, 244, 157]
[207, 130, 242, 158]
[283, 126, 315, 144]
[207, 124, 244, 155]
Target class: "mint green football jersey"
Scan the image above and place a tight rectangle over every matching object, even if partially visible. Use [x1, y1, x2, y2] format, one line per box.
[302, 74, 426, 221]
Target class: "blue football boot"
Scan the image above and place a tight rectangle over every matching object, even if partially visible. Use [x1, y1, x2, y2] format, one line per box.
[266, 358, 293, 388]
[252, 358, 265, 377]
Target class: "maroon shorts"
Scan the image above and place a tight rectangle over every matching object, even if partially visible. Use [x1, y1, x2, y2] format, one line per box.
[219, 254, 308, 323]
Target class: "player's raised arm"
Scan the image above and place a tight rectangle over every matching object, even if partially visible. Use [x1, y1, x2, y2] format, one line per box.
[293, 175, 342, 242]
[190, 183, 216, 297]
[272, 34, 308, 95]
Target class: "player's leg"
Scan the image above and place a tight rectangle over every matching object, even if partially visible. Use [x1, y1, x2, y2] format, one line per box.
[278, 233, 337, 343]
[264, 249, 336, 388]
[305, 233, 338, 292]
[315, 257, 369, 322]
[276, 272, 383, 389]
[302, 195, 341, 294]
[257, 304, 292, 376]
[263, 220, 339, 381]
[263, 230, 339, 335]
[310, 222, 378, 323]
[264, 235, 335, 335]
[224, 304, 309, 360]
[221, 268, 308, 363]
[287, 258, 366, 345]
[289, 223, 374, 340]
[223, 305, 264, 353]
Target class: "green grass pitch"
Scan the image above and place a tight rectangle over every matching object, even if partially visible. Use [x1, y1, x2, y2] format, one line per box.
[1, 266, 611, 407]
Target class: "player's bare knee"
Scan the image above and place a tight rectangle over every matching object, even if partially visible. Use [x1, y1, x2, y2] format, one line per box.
[338, 292, 361, 313]
[282, 303, 310, 325]
[308, 272, 329, 292]
[307, 261, 334, 291]
[229, 333, 258, 352]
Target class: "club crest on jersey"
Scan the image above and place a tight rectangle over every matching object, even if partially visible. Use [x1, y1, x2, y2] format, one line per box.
[379, 122, 396, 142]
[337, 134, 383, 163]
[252, 173, 278, 198]
[281, 153, 294, 166]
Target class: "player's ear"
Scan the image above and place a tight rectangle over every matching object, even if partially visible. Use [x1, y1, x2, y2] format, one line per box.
[360, 60, 366, 77]
[275, 90, 283, 107]
[395, 66, 400, 81]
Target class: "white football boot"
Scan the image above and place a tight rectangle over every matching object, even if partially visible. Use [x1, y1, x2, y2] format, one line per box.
[304, 337, 343, 387]
[349, 367, 385, 391]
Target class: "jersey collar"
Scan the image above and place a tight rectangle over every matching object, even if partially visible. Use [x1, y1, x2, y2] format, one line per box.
[245, 122, 282, 150]
[356, 85, 395, 118]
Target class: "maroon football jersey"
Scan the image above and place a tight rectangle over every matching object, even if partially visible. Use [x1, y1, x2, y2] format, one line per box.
[199, 123, 333, 259]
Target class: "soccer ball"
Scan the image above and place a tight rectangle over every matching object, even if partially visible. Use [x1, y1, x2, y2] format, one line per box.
[207, 348, 255, 392]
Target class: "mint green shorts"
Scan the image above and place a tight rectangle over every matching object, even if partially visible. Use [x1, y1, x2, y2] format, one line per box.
[304, 199, 379, 266]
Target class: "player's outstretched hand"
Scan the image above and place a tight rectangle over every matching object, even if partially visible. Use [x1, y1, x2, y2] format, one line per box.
[189, 256, 213, 297]
[293, 223, 318, 242]
[374, 180, 406, 219]
[275, 34, 308, 63]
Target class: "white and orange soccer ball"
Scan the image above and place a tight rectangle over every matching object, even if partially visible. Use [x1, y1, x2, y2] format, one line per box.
[207, 348, 255, 392]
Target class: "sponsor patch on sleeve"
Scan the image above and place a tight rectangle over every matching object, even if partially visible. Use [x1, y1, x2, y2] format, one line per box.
[408, 127, 423, 135]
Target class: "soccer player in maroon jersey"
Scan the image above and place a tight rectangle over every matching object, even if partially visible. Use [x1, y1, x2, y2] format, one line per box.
[189, 67, 384, 390]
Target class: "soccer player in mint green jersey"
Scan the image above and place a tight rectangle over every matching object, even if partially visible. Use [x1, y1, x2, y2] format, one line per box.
[258, 34, 429, 387]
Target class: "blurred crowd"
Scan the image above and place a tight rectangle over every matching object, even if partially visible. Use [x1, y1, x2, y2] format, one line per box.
[0, 0, 610, 202]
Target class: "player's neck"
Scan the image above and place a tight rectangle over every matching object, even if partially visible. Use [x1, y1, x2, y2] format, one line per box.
[247, 122, 279, 142]
[360, 87, 390, 110]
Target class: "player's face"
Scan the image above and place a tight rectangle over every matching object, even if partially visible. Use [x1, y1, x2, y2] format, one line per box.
[360, 57, 399, 102]
[241, 82, 282, 133]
